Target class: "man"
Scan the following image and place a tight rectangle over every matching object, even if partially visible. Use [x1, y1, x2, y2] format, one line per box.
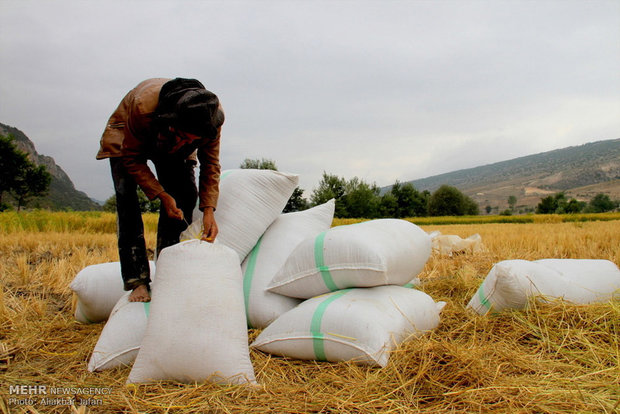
[96, 78, 224, 302]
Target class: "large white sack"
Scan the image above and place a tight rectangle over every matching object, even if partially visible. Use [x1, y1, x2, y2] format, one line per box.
[127, 240, 256, 385]
[88, 292, 150, 372]
[267, 219, 431, 299]
[242, 200, 335, 329]
[467, 259, 620, 315]
[70, 261, 155, 323]
[252, 286, 445, 367]
[180, 169, 299, 261]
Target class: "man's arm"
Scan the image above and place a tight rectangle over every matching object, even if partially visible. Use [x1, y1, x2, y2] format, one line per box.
[197, 129, 221, 211]
[197, 129, 221, 241]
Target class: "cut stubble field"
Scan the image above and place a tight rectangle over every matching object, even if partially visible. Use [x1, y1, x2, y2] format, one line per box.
[1, 212, 619, 413]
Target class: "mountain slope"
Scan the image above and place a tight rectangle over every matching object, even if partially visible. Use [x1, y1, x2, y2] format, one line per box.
[395, 139, 620, 212]
[1, 122, 100, 211]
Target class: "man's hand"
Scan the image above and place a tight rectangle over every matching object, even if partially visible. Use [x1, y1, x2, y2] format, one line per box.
[158, 192, 184, 220]
[201, 207, 218, 242]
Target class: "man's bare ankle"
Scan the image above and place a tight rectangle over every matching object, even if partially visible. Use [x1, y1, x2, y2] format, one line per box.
[129, 285, 151, 302]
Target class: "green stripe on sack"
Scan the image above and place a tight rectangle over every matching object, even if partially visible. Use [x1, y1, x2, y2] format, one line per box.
[143, 301, 150, 317]
[243, 237, 263, 328]
[314, 231, 338, 292]
[310, 289, 352, 361]
[477, 283, 491, 312]
[221, 170, 233, 180]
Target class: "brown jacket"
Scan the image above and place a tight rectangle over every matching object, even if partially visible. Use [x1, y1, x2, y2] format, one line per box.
[96, 78, 221, 210]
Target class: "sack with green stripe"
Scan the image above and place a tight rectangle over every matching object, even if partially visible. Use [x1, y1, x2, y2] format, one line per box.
[242, 200, 335, 329]
[267, 219, 431, 299]
[70, 261, 156, 324]
[467, 259, 620, 315]
[128, 240, 256, 385]
[88, 292, 150, 371]
[180, 169, 299, 262]
[251, 285, 445, 367]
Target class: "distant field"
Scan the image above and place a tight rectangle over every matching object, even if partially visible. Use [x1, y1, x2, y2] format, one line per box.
[1, 212, 618, 413]
[1, 210, 619, 233]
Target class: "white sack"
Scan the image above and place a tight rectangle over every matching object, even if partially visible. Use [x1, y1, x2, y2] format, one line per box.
[252, 285, 445, 367]
[242, 200, 335, 329]
[431, 232, 484, 256]
[180, 169, 299, 261]
[467, 259, 620, 315]
[267, 219, 431, 299]
[128, 240, 256, 385]
[71, 261, 155, 323]
[88, 292, 150, 371]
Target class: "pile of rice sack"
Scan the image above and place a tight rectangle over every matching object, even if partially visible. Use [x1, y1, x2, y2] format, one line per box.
[71, 169, 620, 385]
[71, 169, 444, 385]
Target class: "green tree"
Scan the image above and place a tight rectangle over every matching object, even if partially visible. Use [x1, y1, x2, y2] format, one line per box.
[0, 134, 51, 211]
[11, 164, 51, 211]
[0, 134, 29, 207]
[564, 198, 585, 213]
[508, 195, 517, 211]
[378, 192, 398, 217]
[311, 172, 347, 217]
[390, 181, 427, 218]
[103, 188, 161, 213]
[102, 195, 117, 212]
[536, 194, 558, 214]
[536, 192, 569, 214]
[342, 177, 380, 218]
[428, 185, 478, 216]
[283, 187, 309, 212]
[239, 157, 309, 211]
[240, 158, 277, 170]
[462, 195, 480, 215]
[587, 193, 616, 213]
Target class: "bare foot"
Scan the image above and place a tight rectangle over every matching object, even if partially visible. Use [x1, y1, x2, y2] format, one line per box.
[129, 285, 151, 302]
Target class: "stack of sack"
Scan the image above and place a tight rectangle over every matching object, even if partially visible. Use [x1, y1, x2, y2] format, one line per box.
[72, 169, 444, 385]
[253, 218, 444, 367]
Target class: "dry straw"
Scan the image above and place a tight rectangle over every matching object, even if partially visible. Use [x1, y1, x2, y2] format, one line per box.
[1, 216, 619, 413]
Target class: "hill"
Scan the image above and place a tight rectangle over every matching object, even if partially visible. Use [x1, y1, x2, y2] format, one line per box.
[0, 122, 100, 211]
[393, 139, 620, 213]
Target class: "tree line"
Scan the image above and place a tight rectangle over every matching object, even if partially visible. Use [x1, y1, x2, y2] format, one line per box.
[535, 192, 618, 214]
[238, 158, 479, 218]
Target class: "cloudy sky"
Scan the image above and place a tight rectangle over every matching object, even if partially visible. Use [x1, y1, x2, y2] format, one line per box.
[1, 0, 619, 202]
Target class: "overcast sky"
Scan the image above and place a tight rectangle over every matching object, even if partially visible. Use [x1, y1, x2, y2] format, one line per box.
[1, 0, 619, 202]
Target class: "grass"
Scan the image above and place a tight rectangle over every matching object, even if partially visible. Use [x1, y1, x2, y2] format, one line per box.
[0, 213, 619, 413]
[1, 211, 619, 234]
[0, 211, 159, 234]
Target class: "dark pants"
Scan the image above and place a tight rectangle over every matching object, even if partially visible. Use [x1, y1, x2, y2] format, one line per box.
[110, 157, 197, 291]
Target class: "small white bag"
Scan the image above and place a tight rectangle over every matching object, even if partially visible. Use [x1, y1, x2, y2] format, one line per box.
[242, 200, 335, 329]
[252, 285, 445, 367]
[467, 259, 620, 314]
[70, 261, 155, 323]
[267, 219, 431, 299]
[88, 292, 150, 371]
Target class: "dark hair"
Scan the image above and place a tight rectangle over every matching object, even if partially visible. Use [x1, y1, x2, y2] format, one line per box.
[154, 78, 224, 137]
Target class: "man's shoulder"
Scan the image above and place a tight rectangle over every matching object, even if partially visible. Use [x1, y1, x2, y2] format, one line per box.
[131, 78, 171, 114]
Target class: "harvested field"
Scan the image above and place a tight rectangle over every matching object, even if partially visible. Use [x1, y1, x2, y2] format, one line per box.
[1, 214, 619, 413]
